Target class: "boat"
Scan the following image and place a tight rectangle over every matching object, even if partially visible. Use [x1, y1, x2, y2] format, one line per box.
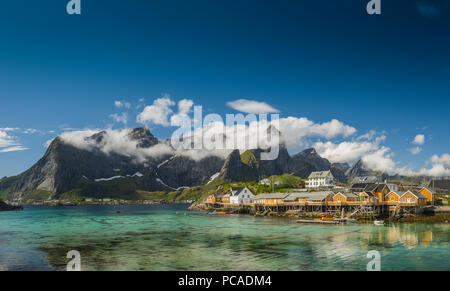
[217, 212, 226, 215]
[225, 212, 233, 215]
[207, 211, 217, 215]
[374, 220, 384, 226]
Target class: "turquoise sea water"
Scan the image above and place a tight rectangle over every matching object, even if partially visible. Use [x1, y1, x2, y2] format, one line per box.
[0, 204, 449, 271]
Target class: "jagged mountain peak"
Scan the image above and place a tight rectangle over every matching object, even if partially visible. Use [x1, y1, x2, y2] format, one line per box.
[345, 159, 368, 177]
[127, 127, 159, 148]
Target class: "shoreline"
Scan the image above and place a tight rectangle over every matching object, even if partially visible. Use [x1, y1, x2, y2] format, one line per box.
[190, 203, 450, 224]
[0, 204, 23, 212]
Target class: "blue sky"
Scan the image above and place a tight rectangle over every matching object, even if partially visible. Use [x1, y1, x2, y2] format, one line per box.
[1, 0, 449, 177]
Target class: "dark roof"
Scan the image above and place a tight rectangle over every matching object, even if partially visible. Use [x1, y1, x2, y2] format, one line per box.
[428, 180, 450, 192]
[375, 184, 387, 192]
[364, 183, 378, 192]
[350, 183, 375, 190]
[231, 187, 246, 196]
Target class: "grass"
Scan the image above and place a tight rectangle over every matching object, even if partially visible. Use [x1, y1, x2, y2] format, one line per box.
[21, 190, 55, 203]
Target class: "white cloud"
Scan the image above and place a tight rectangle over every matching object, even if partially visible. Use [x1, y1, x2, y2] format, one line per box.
[278, 117, 356, 149]
[356, 130, 377, 141]
[0, 127, 19, 132]
[23, 128, 38, 134]
[114, 101, 131, 109]
[44, 139, 54, 148]
[0, 146, 29, 153]
[412, 134, 425, 145]
[430, 153, 450, 168]
[0, 130, 29, 153]
[0, 130, 16, 148]
[361, 147, 398, 174]
[60, 129, 174, 163]
[170, 99, 194, 126]
[409, 146, 422, 155]
[227, 99, 279, 114]
[313, 140, 380, 163]
[110, 112, 128, 125]
[137, 95, 175, 126]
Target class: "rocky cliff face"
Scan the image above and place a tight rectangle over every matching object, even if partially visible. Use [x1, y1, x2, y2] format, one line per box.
[156, 155, 225, 188]
[345, 159, 369, 177]
[9, 136, 152, 196]
[217, 150, 246, 182]
[7, 128, 224, 198]
[216, 146, 350, 183]
[6, 127, 381, 199]
[330, 163, 351, 183]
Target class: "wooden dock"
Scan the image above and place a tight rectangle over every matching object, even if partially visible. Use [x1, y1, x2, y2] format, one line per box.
[297, 219, 341, 225]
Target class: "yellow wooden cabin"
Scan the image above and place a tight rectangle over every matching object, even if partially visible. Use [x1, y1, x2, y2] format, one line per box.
[419, 187, 433, 204]
[254, 193, 289, 205]
[367, 184, 391, 203]
[399, 190, 427, 207]
[359, 191, 376, 204]
[332, 192, 359, 204]
[284, 193, 308, 204]
[221, 194, 231, 204]
[385, 191, 401, 205]
[204, 194, 217, 204]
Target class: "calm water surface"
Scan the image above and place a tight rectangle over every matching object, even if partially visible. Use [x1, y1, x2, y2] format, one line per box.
[0, 204, 449, 271]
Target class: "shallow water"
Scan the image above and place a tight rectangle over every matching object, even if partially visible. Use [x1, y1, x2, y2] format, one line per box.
[0, 204, 449, 271]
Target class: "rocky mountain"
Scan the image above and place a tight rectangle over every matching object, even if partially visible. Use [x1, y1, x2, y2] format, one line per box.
[216, 147, 350, 183]
[345, 159, 368, 177]
[217, 146, 292, 182]
[6, 127, 226, 199]
[156, 155, 225, 189]
[9, 128, 165, 197]
[4, 127, 405, 200]
[330, 163, 351, 183]
[344, 159, 390, 182]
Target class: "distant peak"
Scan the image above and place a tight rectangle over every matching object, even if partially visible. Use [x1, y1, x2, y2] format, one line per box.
[301, 148, 317, 155]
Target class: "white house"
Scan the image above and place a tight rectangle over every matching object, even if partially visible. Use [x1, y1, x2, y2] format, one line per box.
[306, 170, 334, 188]
[229, 187, 256, 204]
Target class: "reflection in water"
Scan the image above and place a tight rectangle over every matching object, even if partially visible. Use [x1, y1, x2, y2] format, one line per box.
[365, 224, 434, 250]
[0, 205, 448, 271]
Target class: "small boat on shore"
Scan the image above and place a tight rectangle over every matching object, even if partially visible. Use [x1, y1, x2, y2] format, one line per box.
[374, 220, 384, 226]
[207, 211, 217, 215]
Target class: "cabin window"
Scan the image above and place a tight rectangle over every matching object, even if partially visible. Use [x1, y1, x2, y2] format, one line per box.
[337, 197, 341, 202]
[390, 196, 395, 201]
[411, 198, 415, 202]
[402, 198, 406, 202]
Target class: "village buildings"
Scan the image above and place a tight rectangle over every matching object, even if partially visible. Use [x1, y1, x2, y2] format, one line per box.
[204, 178, 438, 215]
[305, 170, 335, 188]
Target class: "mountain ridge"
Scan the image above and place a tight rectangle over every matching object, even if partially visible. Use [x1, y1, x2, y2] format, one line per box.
[2, 127, 419, 201]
